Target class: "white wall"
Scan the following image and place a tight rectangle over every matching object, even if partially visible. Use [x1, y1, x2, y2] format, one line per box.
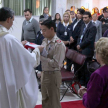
[55, 0, 67, 18]
[98, 0, 108, 10]
[9, 16, 39, 41]
[67, 0, 93, 12]
[67, 0, 81, 9]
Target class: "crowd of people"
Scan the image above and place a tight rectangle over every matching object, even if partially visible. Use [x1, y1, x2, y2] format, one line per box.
[0, 5, 108, 108]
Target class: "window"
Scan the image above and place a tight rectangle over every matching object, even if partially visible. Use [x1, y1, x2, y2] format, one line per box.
[3, 0, 52, 16]
[0, 0, 2, 8]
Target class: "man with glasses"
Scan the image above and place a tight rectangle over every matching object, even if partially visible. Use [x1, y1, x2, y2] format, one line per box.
[77, 11, 97, 87]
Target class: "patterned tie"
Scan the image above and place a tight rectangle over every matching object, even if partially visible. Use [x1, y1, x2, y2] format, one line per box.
[93, 22, 95, 25]
[80, 25, 86, 43]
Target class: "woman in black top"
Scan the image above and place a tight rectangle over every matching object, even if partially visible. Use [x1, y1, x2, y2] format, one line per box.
[39, 7, 52, 20]
[57, 12, 72, 46]
[53, 13, 61, 29]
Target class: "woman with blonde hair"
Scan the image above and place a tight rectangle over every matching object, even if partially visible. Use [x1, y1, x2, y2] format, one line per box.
[57, 12, 72, 46]
[78, 37, 108, 108]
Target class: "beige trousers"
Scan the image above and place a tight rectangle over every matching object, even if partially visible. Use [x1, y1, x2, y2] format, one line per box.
[41, 71, 61, 108]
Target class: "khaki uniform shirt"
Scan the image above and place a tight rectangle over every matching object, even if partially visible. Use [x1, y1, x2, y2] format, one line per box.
[41, 34, 66, 71]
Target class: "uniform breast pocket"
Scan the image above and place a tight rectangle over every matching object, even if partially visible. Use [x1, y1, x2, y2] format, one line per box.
[48, 45, 55, 58]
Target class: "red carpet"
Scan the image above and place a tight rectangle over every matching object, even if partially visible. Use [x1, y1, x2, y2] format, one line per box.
[35, 100, 86, 108]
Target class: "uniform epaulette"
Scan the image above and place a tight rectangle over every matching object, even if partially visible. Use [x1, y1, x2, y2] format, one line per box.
[56, 39, 62, 44]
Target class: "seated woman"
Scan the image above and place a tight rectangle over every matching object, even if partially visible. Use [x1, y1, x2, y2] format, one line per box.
[53, 13, 61, 29]
[39, 7, 52, 20]
[56, 12, 72, 46]
[78, 37, 108, 108]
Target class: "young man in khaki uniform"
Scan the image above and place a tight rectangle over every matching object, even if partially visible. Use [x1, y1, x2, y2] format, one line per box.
[40, 20, 66, 108]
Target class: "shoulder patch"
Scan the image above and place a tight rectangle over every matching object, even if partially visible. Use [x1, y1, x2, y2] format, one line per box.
[56, 40, 62, 43]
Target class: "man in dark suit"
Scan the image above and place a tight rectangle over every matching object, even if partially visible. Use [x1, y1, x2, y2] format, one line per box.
[99, 7, 108, 35]
[92, 13, 102, 42]
[98, 7, 108, 21]
[76, 11, 97, 86]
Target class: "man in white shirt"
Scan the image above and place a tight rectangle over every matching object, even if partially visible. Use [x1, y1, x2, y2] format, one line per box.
[0, 7, 43, 108]
[92, 13, 102, 42]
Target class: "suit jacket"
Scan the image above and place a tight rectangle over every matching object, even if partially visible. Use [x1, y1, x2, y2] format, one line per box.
[102, 23, 108, 35]
[77, 21, 97, 57]
[36, 31, 44, 45]
[39, 15, 52, 20]
[83, 65, 108, 108]
[103, 29, 108, 37]
[56, 22, 72, 41]
[98, 14, 104, 21]
[92, 20, 102, 42]
[69, 19, 84, 49]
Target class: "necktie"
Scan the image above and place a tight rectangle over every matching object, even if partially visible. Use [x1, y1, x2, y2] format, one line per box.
[80, 25, 86, 43]
[93, 22, 95, 24]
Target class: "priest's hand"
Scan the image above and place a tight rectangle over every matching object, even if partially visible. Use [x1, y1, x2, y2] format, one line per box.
[22, 40, 28, 46]
[38, 45, 44, 53]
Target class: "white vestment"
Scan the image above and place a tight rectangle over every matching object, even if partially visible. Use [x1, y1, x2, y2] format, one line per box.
[0, 26, 40, 108]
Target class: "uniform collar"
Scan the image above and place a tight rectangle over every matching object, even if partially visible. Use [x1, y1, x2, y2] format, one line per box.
[43, 34, 57, 44]
[48, 34, 57, 43]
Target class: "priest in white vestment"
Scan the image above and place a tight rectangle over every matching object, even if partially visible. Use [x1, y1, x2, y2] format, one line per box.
[0, 7, 43, 108]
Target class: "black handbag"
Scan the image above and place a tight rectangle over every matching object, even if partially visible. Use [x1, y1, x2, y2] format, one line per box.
[87, 59, 101, 73]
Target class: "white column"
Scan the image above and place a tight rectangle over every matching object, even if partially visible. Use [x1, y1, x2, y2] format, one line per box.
[51, 0, 67, 19]
[0, 0, 3, 7]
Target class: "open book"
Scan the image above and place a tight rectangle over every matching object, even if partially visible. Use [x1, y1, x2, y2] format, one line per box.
[25, 42, 40, 50]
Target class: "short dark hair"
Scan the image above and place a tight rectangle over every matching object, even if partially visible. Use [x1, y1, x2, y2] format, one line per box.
[70, 11, 75, 14]
[24, 9, 32, 13]
[0, 7, 14, 21]
[41, 20, 56, 32]
[77, 8, 85, 15]
[83, 11, 92, 18]
[103, 7, 108, 13]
